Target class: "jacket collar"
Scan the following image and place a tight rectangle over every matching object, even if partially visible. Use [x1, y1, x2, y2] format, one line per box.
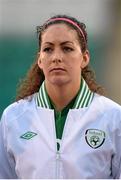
[36, 78, 94, 109]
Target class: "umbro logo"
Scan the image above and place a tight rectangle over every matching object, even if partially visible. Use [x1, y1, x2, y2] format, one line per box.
[20, 131, 37, 140]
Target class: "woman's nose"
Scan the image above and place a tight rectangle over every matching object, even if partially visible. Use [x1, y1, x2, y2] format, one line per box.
[52, 50, 63, 63]
[52, 58, 62, 63]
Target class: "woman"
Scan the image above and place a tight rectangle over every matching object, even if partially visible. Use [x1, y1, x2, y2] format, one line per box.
[0, 14, 121, 179]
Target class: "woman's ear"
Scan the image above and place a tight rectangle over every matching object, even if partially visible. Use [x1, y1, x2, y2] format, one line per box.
[81, 50, 90, 69]
[37, 52, 43, 69]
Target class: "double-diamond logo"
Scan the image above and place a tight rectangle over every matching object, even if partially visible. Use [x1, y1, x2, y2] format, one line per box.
[20, 131, 37, 140]
[85, 129, 105, 149]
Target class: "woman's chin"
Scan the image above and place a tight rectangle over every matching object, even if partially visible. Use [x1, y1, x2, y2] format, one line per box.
[49, 77, 70, 86]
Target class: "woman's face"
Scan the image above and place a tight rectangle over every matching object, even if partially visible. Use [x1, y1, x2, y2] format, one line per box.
[38, 23, 89, 86]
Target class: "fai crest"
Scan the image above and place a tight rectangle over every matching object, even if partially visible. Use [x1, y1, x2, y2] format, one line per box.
[85, 129, 105, 149]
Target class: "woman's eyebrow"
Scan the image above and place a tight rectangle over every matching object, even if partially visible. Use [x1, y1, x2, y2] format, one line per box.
[61, 41, 74, 45]
[43, 42, 53, 45]
[43, 41, 74, 46]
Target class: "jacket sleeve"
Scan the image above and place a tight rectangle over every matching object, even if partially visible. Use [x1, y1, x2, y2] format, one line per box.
[111, 108, 121, 179]
[0, 112, 17, 179]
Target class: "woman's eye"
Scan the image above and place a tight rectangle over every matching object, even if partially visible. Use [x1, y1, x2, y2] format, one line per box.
[43, 47, 52, 53]
[63, 47, 73, 52]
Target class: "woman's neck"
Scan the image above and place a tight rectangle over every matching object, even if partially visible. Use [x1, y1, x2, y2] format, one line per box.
[45, 81, 81, 111]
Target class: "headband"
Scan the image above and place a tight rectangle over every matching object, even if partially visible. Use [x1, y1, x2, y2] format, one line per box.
[46, 17, 86, 43]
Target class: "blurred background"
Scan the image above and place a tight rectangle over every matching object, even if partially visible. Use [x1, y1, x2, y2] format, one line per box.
[0, 0, 121, 116]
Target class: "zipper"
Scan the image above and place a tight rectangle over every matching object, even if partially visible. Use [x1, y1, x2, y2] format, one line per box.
[55, 111, 61, 178]
[56, 150, 61, 178]
[51, 110, 61, 178]
[53, 110, 70, 178]
[59, 110, 70, 152]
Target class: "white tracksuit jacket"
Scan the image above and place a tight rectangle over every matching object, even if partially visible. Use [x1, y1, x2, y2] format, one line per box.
[0, 93, 121, 179]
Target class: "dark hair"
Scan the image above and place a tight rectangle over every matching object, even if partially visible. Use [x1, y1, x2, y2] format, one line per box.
[16, 14, 105, 101]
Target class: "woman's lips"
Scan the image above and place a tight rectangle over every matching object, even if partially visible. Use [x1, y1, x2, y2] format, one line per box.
[50, 67, 66, 72]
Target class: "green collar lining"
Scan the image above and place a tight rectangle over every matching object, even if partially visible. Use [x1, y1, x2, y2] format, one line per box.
[36, 78, 94, 109]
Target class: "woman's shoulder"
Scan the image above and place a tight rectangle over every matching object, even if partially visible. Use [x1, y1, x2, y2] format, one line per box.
[1, 93, 37, 120]
[94, 93, 120, 106]
[92, 93, 121, 114]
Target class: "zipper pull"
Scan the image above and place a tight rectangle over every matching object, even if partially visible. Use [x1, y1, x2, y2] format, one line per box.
[57, 138, 61, 151]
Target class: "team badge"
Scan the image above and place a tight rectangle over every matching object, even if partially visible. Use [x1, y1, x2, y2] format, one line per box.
[85, 129, 105, 148]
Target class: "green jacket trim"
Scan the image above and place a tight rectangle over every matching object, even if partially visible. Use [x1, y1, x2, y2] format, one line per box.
[36, 78, 94, 109]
